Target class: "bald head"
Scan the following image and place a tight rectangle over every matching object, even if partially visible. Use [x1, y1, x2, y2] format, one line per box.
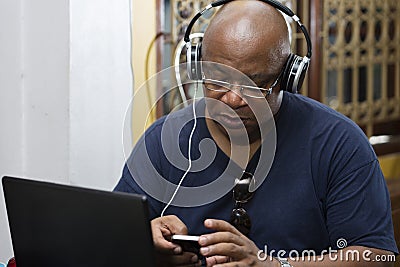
[202, 0, 291, 75]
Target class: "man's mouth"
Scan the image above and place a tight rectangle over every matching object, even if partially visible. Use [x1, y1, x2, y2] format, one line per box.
[216, 114, 250, 129]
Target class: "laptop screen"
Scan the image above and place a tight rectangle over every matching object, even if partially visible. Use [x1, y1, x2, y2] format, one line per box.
[2, 176, 155, 267]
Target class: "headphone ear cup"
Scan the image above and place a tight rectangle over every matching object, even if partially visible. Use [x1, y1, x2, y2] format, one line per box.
[186, 41, 202, 80]
[280, 54, 309, 94]
[280, 54, 296, 93]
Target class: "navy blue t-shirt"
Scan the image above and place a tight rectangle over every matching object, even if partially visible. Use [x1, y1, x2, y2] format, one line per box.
[114, 91, 398, 255]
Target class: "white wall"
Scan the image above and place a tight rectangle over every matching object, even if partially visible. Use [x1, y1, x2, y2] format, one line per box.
[0, 0, 23, 262]
[69, 0, 132, 189]
[23, 0, 71, 182]
[0, 0, 132, 262]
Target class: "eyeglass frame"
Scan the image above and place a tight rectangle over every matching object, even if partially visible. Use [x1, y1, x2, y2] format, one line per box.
[201, 70, 283, 99]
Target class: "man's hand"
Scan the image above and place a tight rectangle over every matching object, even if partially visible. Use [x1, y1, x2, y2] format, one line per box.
[151, 215, 201, 266]
[199, 219, 276, 267]
[198, 219, 396, 267]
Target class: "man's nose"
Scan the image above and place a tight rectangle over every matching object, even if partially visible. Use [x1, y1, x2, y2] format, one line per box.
[220, 86, 247, 108]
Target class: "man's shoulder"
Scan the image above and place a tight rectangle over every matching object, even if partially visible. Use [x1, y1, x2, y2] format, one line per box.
[287, 93, 362, 131]
[288, 93, 345, 117]
[285, 92, 375, 157]
[145, 104, 196, 135]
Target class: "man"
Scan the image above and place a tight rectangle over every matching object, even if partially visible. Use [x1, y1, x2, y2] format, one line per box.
[115, 1, 398, 266]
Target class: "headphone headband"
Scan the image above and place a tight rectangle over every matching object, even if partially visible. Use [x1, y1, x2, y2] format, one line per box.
[184, 0, 312, 58]
[183, 0, 313, 93]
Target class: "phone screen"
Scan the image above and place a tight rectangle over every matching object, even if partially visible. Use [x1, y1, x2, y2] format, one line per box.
[171, 235, 201, 255]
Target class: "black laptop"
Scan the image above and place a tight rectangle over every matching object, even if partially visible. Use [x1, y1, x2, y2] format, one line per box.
[2, 176, 156, 267]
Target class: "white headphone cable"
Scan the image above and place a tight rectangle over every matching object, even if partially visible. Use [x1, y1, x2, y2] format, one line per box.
[174, 33, 204, 107]
[174, 38, 188, 107]
[161, 81, 199, 217]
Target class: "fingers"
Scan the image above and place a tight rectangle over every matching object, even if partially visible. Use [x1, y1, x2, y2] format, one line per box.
[199, 231, 248, 260]
[199, 219, 259, 262]
[151, 221, 177, 253]
[200, 219, 244, 248]
[162, 215, 189, 235]
[151, 215, 189, 254]
[200, 241, 250, 259]
[152, 215, 188, 236]
[203, 219, 242, 236]
[199, 231, 244, 247]
[208, 262, 249, 267]
[151, 215, 204, 267]
[206, 255, 230, 266]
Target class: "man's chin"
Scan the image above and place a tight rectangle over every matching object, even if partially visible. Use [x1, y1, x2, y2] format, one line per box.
[215, 123, 260, 145]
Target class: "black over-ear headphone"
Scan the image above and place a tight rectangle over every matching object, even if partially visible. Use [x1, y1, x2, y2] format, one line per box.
[183, 0, 312, 94]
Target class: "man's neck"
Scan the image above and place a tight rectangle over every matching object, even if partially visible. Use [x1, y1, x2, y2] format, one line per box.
[205, 116, 261, 170]
[268, 90, 284, 116]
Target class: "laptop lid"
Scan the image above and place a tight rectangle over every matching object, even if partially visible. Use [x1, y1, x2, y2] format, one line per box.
[2, 176, 156, 267]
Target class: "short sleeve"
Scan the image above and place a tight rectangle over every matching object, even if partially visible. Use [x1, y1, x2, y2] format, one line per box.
[326, 159, 398, 253]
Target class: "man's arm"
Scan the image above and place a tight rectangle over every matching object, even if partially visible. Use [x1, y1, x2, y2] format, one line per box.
[284, 246, 395, 267]
[199, 219, 396, 267]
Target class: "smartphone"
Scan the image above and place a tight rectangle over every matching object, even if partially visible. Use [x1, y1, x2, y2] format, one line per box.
[171, 234, 201, 255]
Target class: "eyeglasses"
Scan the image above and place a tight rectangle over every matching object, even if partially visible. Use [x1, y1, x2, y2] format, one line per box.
[202, 72, 281, 99]
[230, 172, 255, 236]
